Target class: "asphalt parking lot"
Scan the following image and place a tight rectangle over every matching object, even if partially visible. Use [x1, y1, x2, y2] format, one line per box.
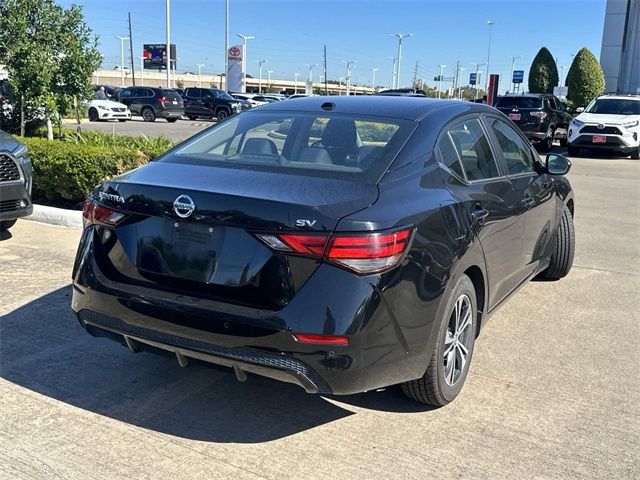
[1, 153, 639, 479]
[66, 117, 215, 141]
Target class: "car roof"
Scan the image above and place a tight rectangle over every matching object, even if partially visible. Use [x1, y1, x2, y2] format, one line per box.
[254, 95, 491, 121]
[500, 93, 550, 98]
[597, 94, 640, 101]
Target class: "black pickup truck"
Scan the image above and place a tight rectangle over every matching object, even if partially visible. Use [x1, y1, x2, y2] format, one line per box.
[182, 87, 241, 121]
[0, 130, 32, 232]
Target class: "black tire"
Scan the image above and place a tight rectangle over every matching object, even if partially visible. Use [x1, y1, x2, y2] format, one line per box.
[559, 136, 568, 148]
[401, 274, 477, 406]
[631, 147, 640, 160]
[538, 130, 553, 152]
[88, 108, 99, 122]
[166, 118, 178, 123]
[188, 115, 197, 121]
[141, 107, 156, 122]
[0, 219, 17, 232]
[567, 145, 579, 157]
[118, 119, 127, 122]
[216, 109, 229, 121]
[541, 206, 575, 280]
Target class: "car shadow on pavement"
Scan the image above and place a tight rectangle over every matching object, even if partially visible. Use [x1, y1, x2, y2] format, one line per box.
[1, 286, 431, 442]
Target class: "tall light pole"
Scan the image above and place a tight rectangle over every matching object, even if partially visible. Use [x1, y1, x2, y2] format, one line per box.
[389, 56, 397, 90]
[223, 0, 229, 90]
[257, 59, 267, 93]
[508, 55, 522, 92]
[560, 65, 568, 85]
[294, 72, 299, 94]
[116, 36, 129, 87]
[485, 20, 494, 93]
[339, 76, 344, 95]
[305, 63, 316, 82]
[390, 33, 412, 89]
[438, 64, 446, 98]
[344, 60, 356, 95]
[370, 67, 379, 92]
[196, 63, 204, 87]
[165, 0, 171, 88]
[267, 70, 273, 90]
[237, 34, 254, 93]
[138, 56, 145, 86]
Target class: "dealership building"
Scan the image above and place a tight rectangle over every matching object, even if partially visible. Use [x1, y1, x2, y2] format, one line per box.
[601, 0, 640, 93]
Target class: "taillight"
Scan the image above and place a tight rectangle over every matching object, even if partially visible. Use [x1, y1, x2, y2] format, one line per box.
[530, 111, 548, 120]
[159, 96, 167, 105]
[82, 198, 126, 228]
[255, 227, 413, 275]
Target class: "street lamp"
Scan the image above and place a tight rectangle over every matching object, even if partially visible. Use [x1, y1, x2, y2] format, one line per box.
[305, 64, 317, 82]
[370, 67, 379, 92]
[294, 72, 299, 94]
[438, 64, 446, 99]
[508, 55, 523, 92]
[267, 70, 273, 90]
[388, 56, 397, 90]
[485, 20, 494, 93]
[115, 36, 129, 87]
[138, 56, 145, 86]
[343, 60, 356, 95]
[256, 59, 267, 93]
[339, 76, 344, 95]
[237, 34, 254, 93]
[560, 65, 568, 85]
[390, 33, 412, 89]
[196, 63, 204, 87]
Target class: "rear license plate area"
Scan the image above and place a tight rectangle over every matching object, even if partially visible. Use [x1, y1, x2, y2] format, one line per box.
[592, 135, 606, 143]
[509, 113, 521, 121]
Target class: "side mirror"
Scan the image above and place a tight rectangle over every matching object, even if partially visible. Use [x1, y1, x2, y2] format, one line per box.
[546, 153, 571, 175]
[575, 107, 584, 113]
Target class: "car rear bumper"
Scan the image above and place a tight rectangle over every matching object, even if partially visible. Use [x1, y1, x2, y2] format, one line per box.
[0, 181, 33, 221]
[158, 109, 184, 119]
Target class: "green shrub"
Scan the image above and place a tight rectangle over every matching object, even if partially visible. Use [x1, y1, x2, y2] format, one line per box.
[59, 129, 175, 156]
[21, 137, 157, 208]
[565, 47, 605, 109]
[528, 47, 559, 94]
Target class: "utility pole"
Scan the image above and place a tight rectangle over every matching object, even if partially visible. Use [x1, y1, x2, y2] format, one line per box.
[390, 33, 413, 89]
[165, 0, 171, 88]
[560, 65, 567, 85]
[196, 63, 204, 87]
[344, 60, 356, 95]
[452, 61, 460, 98]
[485, 20, 494, 93]
[116, 36, 129, 87]
[508, 55, 522, 92]
[267, 70, 273, 91]
[237, 34, 254, 93]
[324, 45, 328, 95]
[370, 67, 379, 92]
[257, 59, 267, 93]
[389, 56, 397, 90]
[412, 60, 419, 89]
[339, 76, 344, 95]
[128, 12, 136, 86]
[138, 57, 145, 86]
[294, 72, 299, 94]
[224, 0, 228, 91]
[438, 64, 446, 98]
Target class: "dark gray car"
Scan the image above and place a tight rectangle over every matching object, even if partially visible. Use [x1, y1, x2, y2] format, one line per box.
[0, 130, 33, 232]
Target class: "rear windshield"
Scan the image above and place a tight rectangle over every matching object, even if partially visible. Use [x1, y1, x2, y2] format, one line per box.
[162, 90, 182, 100]
[586, 98, 640, 115]
[495, 97, 543, 109]
[166, 111, 415, 182]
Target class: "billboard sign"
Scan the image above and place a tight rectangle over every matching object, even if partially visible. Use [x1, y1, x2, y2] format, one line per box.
[553, 86, 568, 99]
[227, 44, 243, 92]
[512, 70, 524, 84]
[143, 44, 177, 70]
[469, 73, 477, 85]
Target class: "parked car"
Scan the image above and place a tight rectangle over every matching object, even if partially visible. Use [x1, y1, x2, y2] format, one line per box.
[0, 129, 32, 232]
[567, 94, 640, 159]
[118, 87, 184, 122]
[230, 93, 267, 108]
[72, 96, 575, 406]
[86, 99, 131, 122]
[182, 87, 241, 121]
[494, 93, 572, 151]
[375, 88, 427, 97]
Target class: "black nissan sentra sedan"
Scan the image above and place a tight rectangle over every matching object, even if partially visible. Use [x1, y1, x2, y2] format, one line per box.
[72, 96, 575, 406]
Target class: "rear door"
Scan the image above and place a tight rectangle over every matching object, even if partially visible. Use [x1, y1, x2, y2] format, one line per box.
[484, 114, 556, 278]
[438, 115, 524, 309]
[118, 88, 136, 113]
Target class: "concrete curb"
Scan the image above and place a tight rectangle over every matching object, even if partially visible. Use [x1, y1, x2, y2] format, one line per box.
[24, 204, 83, 228]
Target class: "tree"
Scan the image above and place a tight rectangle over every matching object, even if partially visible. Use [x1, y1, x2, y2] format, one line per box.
[528, 47, 559, 94]
[0, 0, 101, 138]
[565, 47, 605, 108]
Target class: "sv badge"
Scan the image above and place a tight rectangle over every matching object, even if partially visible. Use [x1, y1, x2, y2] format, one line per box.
[296, 219, 317, 227]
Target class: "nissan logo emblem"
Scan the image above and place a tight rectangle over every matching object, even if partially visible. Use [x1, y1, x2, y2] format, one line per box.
[173, 194, 195, 218]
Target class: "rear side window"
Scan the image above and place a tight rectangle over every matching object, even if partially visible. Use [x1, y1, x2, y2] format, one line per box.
[162, 90, 182, 100]
[170, 111, 415, 182]
[447, 118, 500, 181]
[436, 134, 464, 179]
[487, 117, 534, 175]
[495, 97, 543, 109]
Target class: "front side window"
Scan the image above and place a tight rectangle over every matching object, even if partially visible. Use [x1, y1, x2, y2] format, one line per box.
[487, 117, 534, 175]
[447, 118, 500, 181]
[169, 111, 415, 182]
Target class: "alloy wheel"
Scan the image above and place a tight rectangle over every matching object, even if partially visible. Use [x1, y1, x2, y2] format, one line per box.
[443, 294, 473, 386]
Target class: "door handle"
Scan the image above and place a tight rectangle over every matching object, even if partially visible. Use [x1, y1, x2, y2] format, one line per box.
[471, 207, 489, 223]
[522, 196, 535, 209]
[543, 180, 554, 190]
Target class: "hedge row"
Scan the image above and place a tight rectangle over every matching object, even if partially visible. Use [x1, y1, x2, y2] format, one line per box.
[21, 137, 168, 208]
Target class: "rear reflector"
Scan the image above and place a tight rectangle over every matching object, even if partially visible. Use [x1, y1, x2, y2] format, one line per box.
[293, 333, 349, 345]
[255, 227, 413, 275]
[82, 198, 126, 228]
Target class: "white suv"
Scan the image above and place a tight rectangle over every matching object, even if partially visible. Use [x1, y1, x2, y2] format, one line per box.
[567, 94, 640, 159]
